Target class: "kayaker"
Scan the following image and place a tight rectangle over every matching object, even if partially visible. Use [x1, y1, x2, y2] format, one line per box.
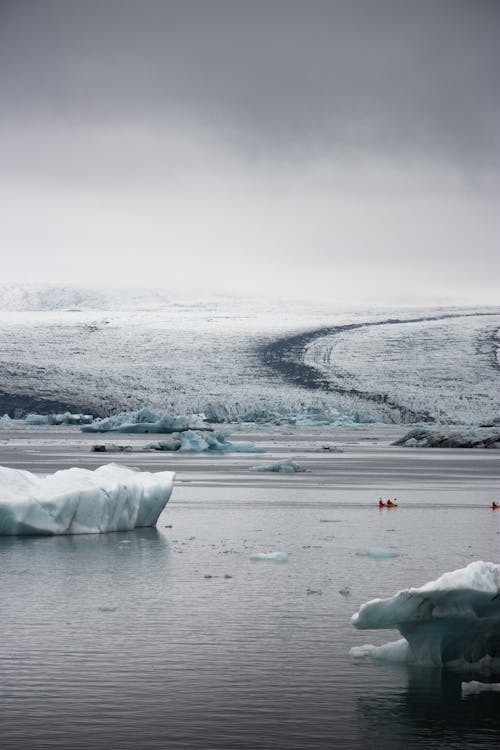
[378, 498, 385, 508]
[492, 501, 499, 510]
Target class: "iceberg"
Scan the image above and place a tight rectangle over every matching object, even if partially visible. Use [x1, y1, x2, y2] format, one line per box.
[461, 681, 500, 696]
[393, 427, 500, 449]
[82, 408, 210, 434]
[0, 464, 174, 536]
[350, 561, 500, 672]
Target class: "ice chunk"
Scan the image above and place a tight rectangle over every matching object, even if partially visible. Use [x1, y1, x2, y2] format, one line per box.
[82, 408, 210, 434]
[393, 427, 500, 449]
[249, 552, 289, 562]
[24, 412, 94, 425]
[252, 458, 303, 473]
[355, 548, 400, 559]
[0, 464, 174, 536]
[351, 561, 500, 671]
[461, 681, 500, 696]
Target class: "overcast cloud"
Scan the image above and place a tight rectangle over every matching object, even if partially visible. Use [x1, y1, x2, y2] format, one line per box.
[1, 0, 499, 304]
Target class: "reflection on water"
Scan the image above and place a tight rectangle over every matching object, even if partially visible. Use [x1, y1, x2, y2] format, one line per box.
[357, 665, 500, 749]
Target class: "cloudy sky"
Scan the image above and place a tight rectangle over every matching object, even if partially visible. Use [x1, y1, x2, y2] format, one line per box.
[1, 0, 499, 304]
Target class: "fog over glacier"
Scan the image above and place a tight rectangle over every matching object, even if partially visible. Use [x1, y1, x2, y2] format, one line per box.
[1, 1, 499, 304]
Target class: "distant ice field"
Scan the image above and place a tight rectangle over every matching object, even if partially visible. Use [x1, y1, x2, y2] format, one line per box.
[0, 287, 498, 424]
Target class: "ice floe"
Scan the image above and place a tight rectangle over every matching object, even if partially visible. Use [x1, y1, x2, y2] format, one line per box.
[350, 561, 500, 672]
[0, 464, 174, 536]
[355, 548, 400, 559]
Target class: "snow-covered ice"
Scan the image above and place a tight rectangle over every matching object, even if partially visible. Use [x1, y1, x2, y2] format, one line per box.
[350, 561, 500, 672]
[0, 464, 174, 535]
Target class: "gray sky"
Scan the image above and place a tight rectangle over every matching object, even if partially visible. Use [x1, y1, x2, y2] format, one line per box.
[1, 0, 499, 304]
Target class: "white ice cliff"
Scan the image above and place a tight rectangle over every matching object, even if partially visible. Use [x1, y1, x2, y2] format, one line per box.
[0, 464, 174, 536]
[350, 561, 500, 672]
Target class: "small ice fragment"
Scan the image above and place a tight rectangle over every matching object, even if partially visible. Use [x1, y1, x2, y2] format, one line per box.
[306, 588, 322, 595]
[249, 552, 289, 562]
[319, 519, 341, 523]
[355, 548, 399, 559]
[339, 586, 351, 597]
[224, 574, 233, 579]
[251, 459, 303, 473]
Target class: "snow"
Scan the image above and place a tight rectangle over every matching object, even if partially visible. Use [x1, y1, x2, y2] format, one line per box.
[0, 287, 498, 426]
[0, 464, 174, 536]
[252, 458, 303, 473]
[350, 561, 500, 672]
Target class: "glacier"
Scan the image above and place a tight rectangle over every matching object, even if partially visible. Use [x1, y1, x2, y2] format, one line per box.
[350, 561, 500, 672]
[0, 464, 174, 536]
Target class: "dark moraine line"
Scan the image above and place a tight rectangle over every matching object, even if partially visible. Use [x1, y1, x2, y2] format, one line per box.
[259, 312, 500, 424]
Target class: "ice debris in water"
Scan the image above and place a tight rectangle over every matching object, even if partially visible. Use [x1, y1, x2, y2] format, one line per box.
[350, 561, 500, 672]
[461, 681, 500, 697]
[339, 586, 351, 597]
[0, 464, 174, 536]
[249, 552, 289, 562]
[251, 458, 303, 473]
[84, 410, 262, 452]
[355, 548, 400, 559]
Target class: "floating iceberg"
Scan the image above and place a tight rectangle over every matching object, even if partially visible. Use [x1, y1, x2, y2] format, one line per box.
[350, 561, 500, 672]
[0, 464, 174, 536]
[461, 681, 500, 696]
[393, 427, 500, 449]
[252, 458, 303, 473]
[177, 430, 263, 453]
[82, 408, 210, 434]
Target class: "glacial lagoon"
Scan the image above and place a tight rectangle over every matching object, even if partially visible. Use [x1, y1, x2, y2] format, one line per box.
[0, 424, 499, 749]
